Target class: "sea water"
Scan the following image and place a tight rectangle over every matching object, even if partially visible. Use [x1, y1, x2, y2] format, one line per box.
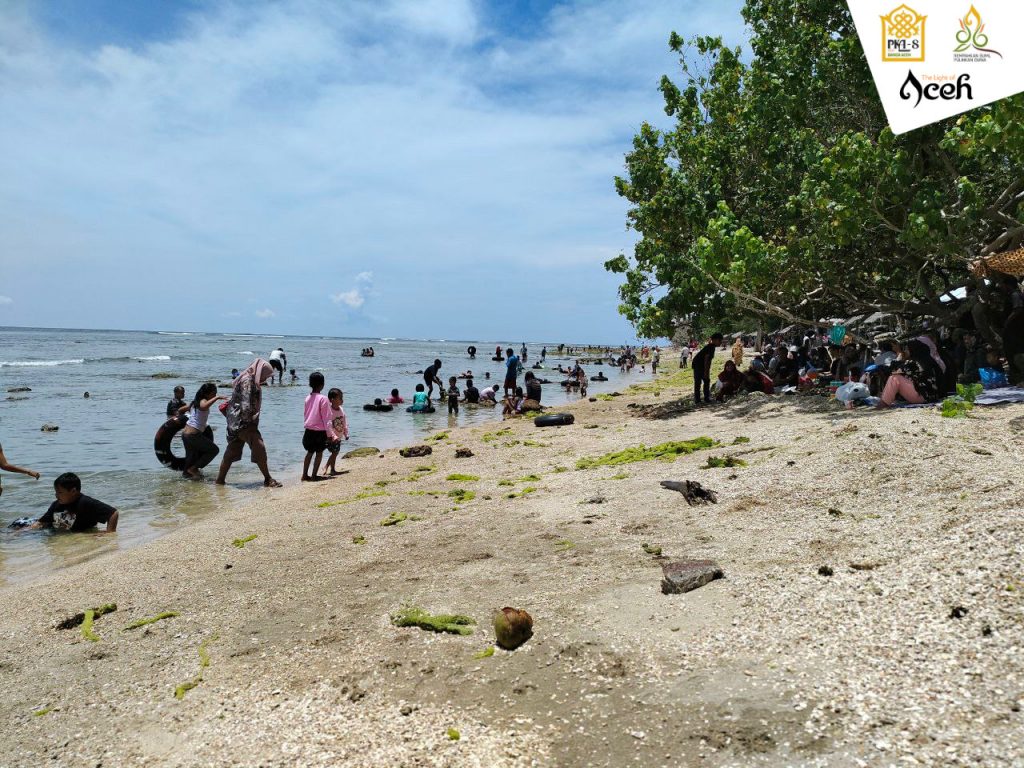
[0, 327, 649, 585]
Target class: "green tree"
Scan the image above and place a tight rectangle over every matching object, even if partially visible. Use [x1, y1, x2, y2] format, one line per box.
[610, 0, 1024, 341]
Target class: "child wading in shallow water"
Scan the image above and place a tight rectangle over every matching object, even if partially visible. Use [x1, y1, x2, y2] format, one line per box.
[302, 372, 339, 482]
[322, 388, 350, 476]
[447, 376, 460, 415]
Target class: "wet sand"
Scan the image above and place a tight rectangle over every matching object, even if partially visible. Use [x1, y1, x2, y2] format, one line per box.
[1, 365, 1022, 767]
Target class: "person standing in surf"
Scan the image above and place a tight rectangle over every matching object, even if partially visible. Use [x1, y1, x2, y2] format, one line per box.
[268, 347, 286, 385]
[216, 359, 282, 487]
[423, 358, 443, 403]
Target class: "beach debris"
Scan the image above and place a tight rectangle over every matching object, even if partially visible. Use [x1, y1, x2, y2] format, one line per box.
[818, 565, 834, 577]
[473, 646, 495, 659]
[607, 472, 629, 480]
[849, 561, 881, 571]
[391, 605, 476, 635]
[399, 445, 433, 458]
[7, 386, 30, 393]
[493, 607, 533, 650]
[231, 534, 258, 548]
[703, 455, 746, 469]
[583, 495, 607, 504]
[56, 603, 117, 631]
[33, 706, 54, 717]
[576, 437, 715, 470]
[174, 634, 217, 700]
[448, 489, 475, 502]
[641, 543, 663, 556]
[447, 728, 461, 741]
[427, 431, 450, 442]
[455, 448, 474, 458]
[123, 611, 179, 631]
[949, 606, 969, 619]
[660, 559, 724, 595]
[40, 423, 59, 432]
[505, 486, 537, 499]
[732, 436, 751, 444]
[588, 397, 597, 402]
[555, 539, 575, 550]
[343, 447, 381, 459]
[446, 473, 479, 481]
[352, 535, 366, 545]
[659, 480, 719, 506]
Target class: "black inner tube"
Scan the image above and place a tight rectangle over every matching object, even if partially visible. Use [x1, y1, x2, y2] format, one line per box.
[534, 413, 574, 427]
[363, 403, 394, 412]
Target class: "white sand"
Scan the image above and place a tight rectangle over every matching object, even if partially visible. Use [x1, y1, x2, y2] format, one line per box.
[1, 373, 1022, 767]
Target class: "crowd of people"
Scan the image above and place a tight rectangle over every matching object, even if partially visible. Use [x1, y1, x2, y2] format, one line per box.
[684, 280, 1024, 408]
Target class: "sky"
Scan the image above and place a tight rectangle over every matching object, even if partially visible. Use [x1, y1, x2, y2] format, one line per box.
[0, 0, 746, 342]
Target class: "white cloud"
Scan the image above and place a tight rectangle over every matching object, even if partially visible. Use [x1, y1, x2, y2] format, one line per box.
[255, 308, 275, 318]
[0, 295, 12, 305]
[355, 271, 373, 283]
[330, 289, 365, 309]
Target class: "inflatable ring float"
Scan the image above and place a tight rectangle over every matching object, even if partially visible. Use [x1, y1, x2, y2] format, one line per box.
[467, 345, 477, 357]
[491, 356, 504, 361]
[590, 375, 608, 381]
[406, 405, 436, 413]
[534, 413, 574, 427]
[363, 403, 394, 412]
[154, 414, 214, 471]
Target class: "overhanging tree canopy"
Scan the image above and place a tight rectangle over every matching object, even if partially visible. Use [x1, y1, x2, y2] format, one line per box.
[609, 0, 1024, 340]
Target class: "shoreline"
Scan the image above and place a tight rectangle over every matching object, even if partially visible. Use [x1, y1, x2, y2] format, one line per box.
[1, 362, 1021, 766]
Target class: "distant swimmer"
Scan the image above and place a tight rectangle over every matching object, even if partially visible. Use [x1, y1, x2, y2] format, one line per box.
[467, 345, 477, 359]
[387, 388, 405, 404]
[268, 347, 287, 385]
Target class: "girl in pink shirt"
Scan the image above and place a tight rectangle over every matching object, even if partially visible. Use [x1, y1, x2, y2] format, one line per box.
[322, 388, 350, 476]
[302, 372, 339, 481]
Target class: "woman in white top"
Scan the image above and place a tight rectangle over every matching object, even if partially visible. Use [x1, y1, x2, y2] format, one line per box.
[182, 382, 226, 479]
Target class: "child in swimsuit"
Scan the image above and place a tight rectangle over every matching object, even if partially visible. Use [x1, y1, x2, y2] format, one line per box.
[409, 384, 430, 412]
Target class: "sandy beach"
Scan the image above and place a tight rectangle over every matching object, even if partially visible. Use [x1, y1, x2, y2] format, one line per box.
[2, 364, 1022, 767]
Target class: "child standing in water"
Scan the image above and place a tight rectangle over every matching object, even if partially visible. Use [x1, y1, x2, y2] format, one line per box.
[446, 376, 460, 415]
[322, 388, 349, 476]
[182, 382, 226, 479]
[302, 372, 338, 481]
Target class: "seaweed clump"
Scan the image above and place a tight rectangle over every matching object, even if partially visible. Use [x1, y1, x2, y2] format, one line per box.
[445, 473, 479, 482]
[380, 511, 422, 526]
[174, 634, 217, 700]
[704, 455, 747, 469]
[447, 489, 475, 502]
[390, 605, 476, 635]
[575, 437, 716, 469]
[231, 534, 258, 548]
[318, 490, 389, 508]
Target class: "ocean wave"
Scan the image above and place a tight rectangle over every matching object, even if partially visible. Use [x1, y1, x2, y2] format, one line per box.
[136, 355, 171, 361]
[239, 351, 254, 355]
[156, 332, 193, 336]
[0, 359, 85, 367]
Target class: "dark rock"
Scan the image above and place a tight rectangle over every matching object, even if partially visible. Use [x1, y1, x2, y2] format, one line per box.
[660, 559, 724, 594]
[981, 624, 992, 637]
[818, 565, 834, 577]
[659, 480, 718, 506]
[950, 605, 969, 619]
[224, 564, 233, 570]
[584, 496, 607, 504]
[455, 448, 474, 458]
[588, 397, 597, 402]
[7, 387, 30, 393]
[344, 447, 381, 459]
[399, 445, 432, 458]
[41, 424, 59, 432]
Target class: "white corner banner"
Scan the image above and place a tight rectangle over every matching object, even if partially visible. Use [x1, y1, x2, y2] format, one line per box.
[846, 2, 1024, 134]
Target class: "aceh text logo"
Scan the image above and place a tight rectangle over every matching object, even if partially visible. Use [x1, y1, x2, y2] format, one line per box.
[954, 5, 1002, 61]
[881, 4, 926, 62]
[899, 71, 973, 108]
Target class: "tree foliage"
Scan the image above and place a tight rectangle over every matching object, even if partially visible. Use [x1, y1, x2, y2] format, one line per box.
[610, 0, 1024, 339]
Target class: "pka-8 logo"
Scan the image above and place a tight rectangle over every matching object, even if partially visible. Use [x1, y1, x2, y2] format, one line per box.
[899, 71, 973, 108]
[881, 5, 927, 62]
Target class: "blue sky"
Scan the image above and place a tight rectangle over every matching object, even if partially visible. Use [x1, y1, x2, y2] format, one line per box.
[0, 0, 745, 342]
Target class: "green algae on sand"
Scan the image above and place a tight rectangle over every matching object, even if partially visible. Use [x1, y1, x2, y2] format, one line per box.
[445, 473, 479, 482]
[318, 490, 389, 508]
[390, 605, 476, 636]
[174, 634, 216, 700]
[80, 603, 117, 642]
[124, 611, 179, 631]
[575, 437, 716, 469]
[704, 455, 747, 469]
[231, 534, 258, 548]
[380, 511, 422, 526]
